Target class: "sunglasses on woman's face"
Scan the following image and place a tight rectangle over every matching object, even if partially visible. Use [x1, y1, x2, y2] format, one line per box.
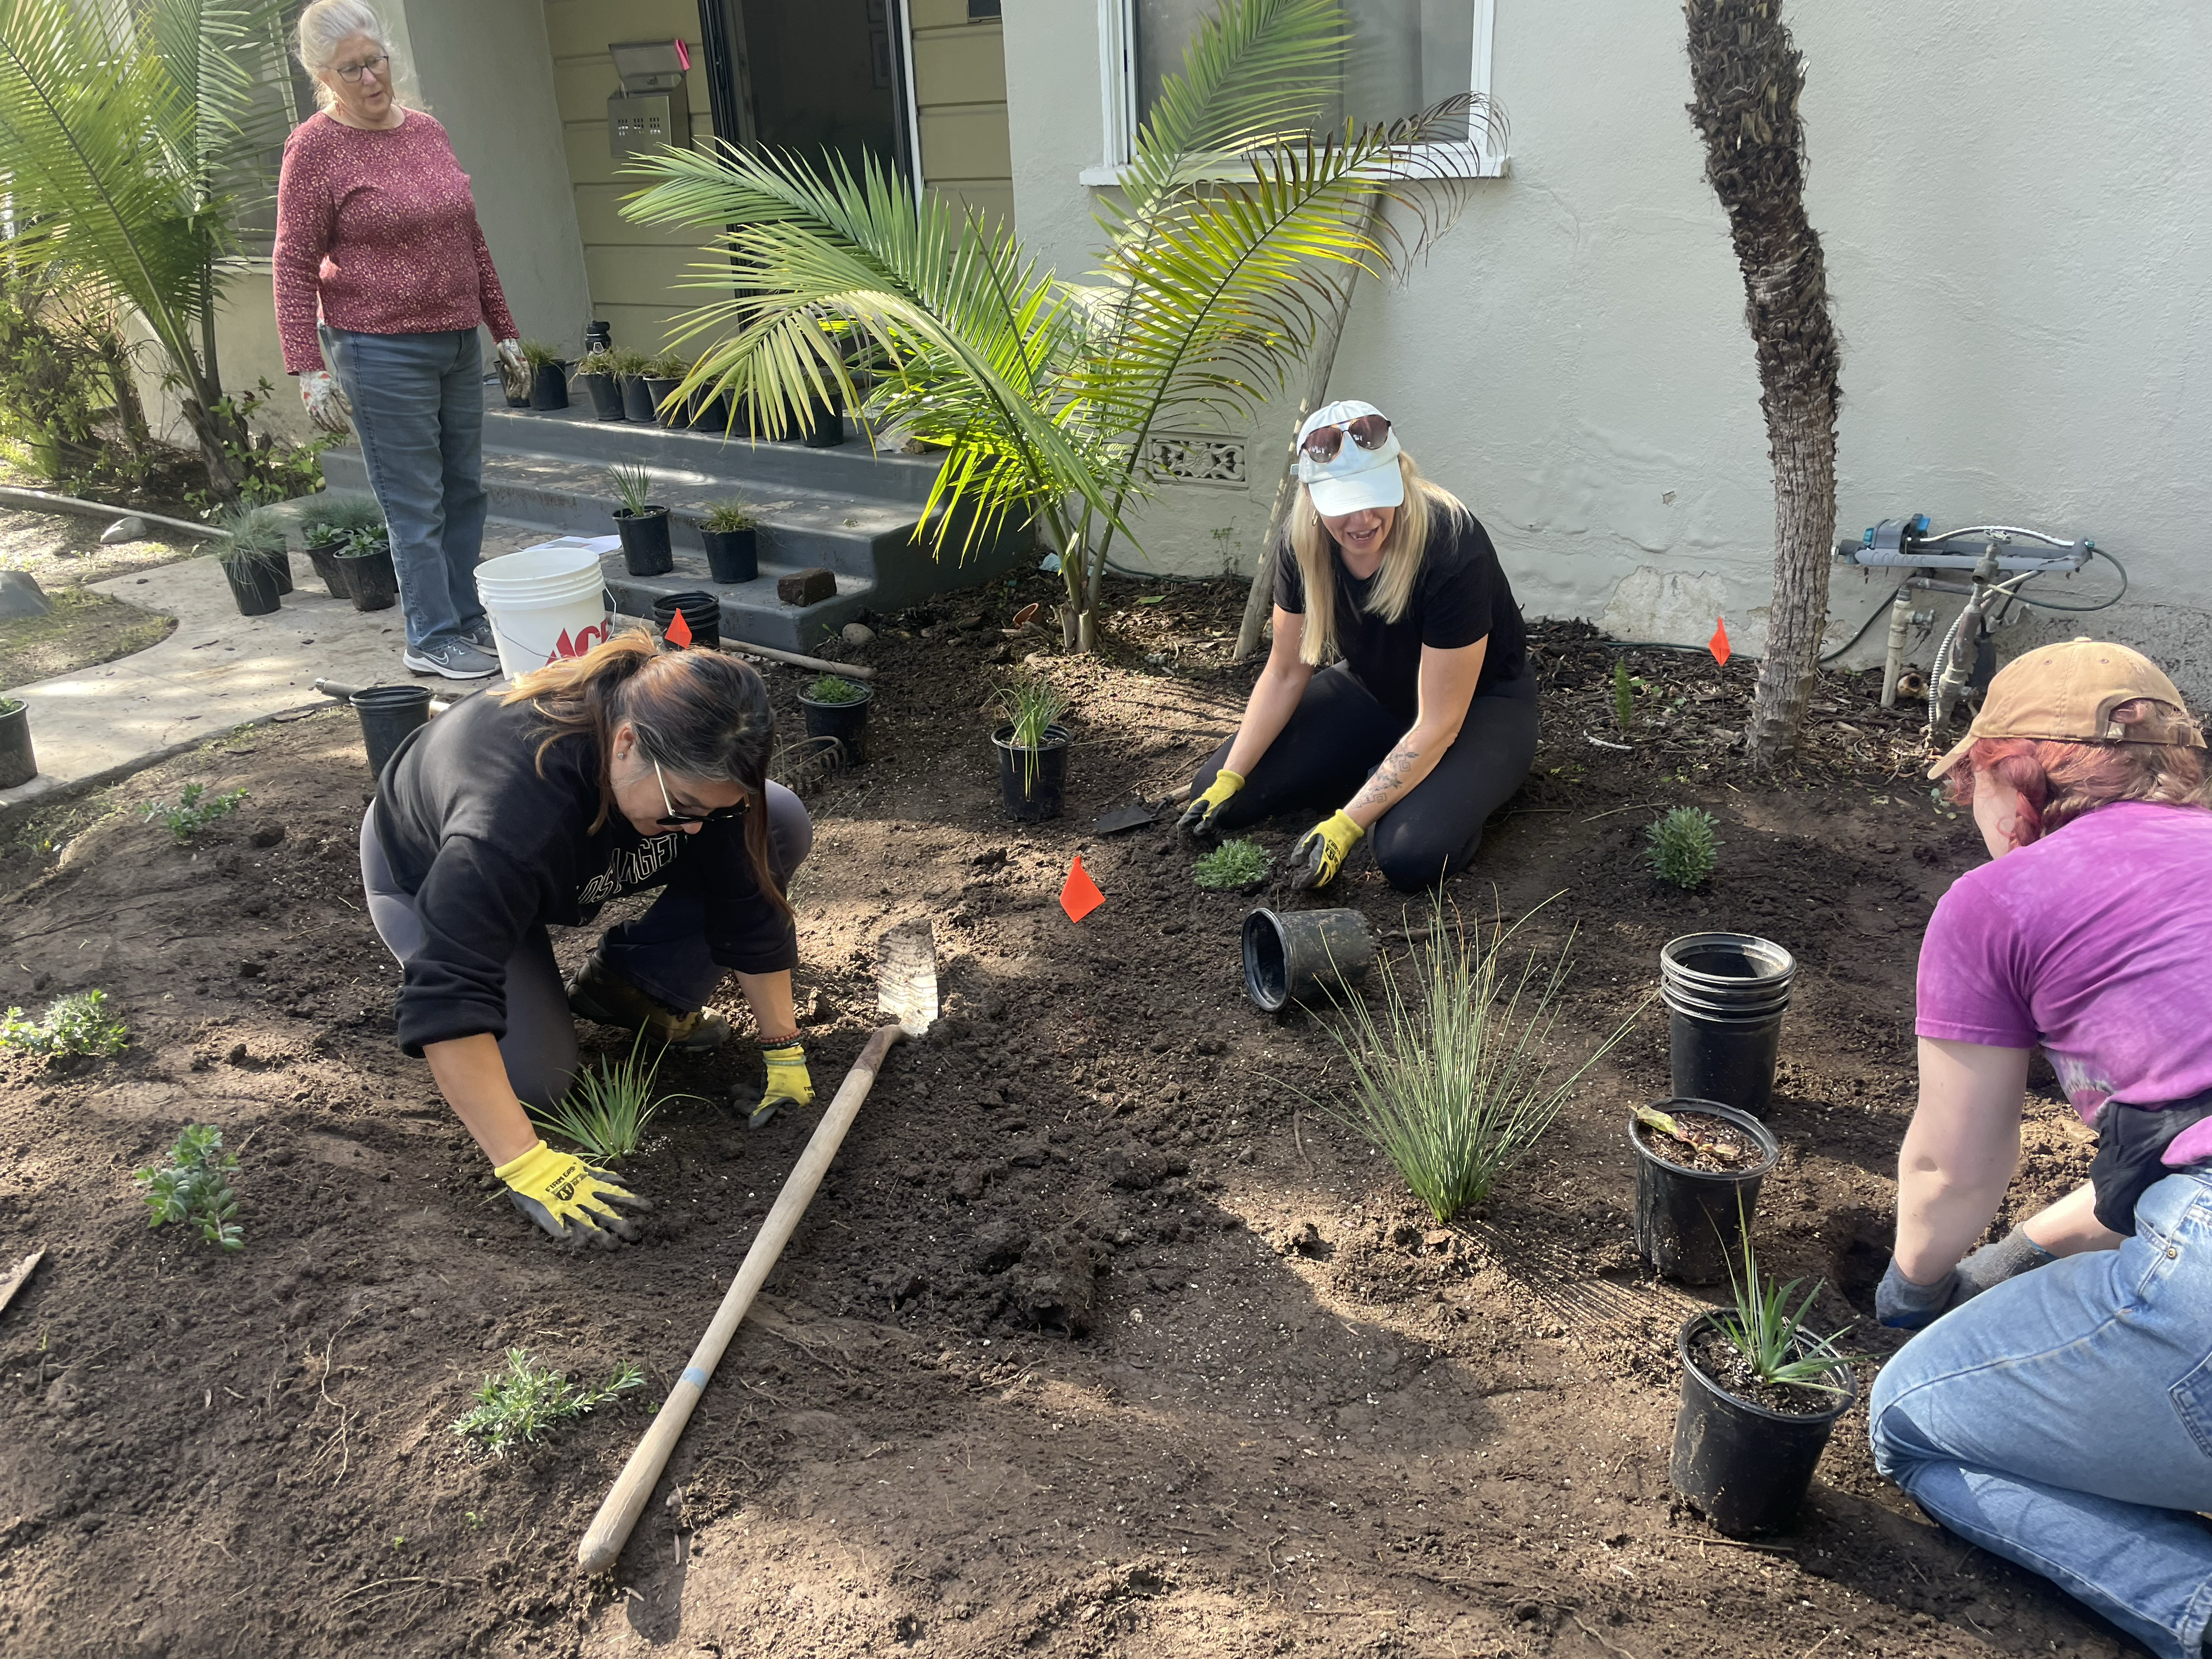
[651, 758, 744, 827]
[1301, 413, 1392, 464]
[336, 53, 390, 84]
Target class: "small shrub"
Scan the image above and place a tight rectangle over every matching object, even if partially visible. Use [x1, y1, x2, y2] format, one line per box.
[142, 781, 247, 843]
[1193, 838, 1270, 890]
[1612, 660, 1635, 733]
[1713, 1215, 1858, 1396]
[0, 988, 127, 1056]
[1645, 806, 1719, 889]
[452, 1348, 644, 1457]
[529, 1031, 687, 1163]
[133, 1123, 242, 1252]
[805, 674, 867, 705]
[299, 492, 386, 549]
[702, 499, 757, 533]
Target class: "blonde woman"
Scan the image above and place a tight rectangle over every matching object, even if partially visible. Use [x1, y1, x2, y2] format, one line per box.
[273, 0, 520, 681]
[1180, 402, 1535, 890]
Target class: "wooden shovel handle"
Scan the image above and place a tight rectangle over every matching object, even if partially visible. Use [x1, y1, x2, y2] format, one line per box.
[577, 1020, 904, 1574]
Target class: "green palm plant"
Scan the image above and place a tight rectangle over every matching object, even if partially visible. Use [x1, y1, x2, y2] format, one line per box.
[620, 0, 1494, 651]
[0, 0, 293, 501]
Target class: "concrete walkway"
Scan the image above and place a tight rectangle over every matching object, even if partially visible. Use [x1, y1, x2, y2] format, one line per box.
[0, 523, 549, 812]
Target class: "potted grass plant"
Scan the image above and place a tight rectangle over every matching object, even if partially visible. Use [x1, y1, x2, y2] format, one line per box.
[645, 354, 687, 428]
[575, 347, 625, 421]
[522, 341, 570, 411]
[334, 523, 398, 612]
[0, 695, 37, 789]
[609, 464, 673, 577]
[608, 349, 653, 422]
[798, 673, 872, 765]
[215, 509, 287, 617]
[1672, 1220, 1859, 1537]
[220, 503, 291, 596]
[991, 673, 1071, 821]
[298, 492, 386, 599]
[699, 500, 758, 583]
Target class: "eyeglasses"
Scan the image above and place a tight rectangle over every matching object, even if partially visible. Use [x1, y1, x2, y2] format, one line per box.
[650, 758, 744, 827]
[335, 53, 390, 84]
[1301, 413, 1392, 464]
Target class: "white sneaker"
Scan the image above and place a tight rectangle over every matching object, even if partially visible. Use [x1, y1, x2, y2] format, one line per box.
[402, 639, 501, 680]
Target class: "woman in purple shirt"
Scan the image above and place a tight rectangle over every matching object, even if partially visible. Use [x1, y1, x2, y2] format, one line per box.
[1871, 639, 2212, 1659]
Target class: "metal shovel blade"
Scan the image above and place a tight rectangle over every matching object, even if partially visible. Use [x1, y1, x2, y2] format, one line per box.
[877, 920, 938, 1037]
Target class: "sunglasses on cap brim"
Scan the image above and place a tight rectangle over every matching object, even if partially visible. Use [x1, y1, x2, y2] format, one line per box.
[1301, 413, 1392, 464]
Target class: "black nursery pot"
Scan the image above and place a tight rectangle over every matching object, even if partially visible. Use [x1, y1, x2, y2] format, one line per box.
[530, 362, 570, 411]
[1630, 1099, 1780, 1285]
[350, 683, 432, 781]
[992, 721, 1070, 821]
[799, 683, 873, 764]
[582, 371, 625, 421]
[339, 546, 398, 612]
[620, 374, 656, 423]
[258, 546, 292, 596]
[1662, 932, 1796, 1117]
[802, 390, 844, 448]
[644, 376, 683, 427]
[1242, 907, 1375, 1013]
[0, 698, 37, 789]
[304, 539, 352, 599]
[1672, 1312, 1857, 1538]
[687, 391, 732, 433]
[221, 555, 283, 617]
[614, 507, 673, 577]
[652, 589, 721, 651]
[701, 527, 758, 584]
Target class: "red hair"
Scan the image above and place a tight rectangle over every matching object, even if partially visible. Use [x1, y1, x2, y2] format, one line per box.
[1945, 698, 2210, 843]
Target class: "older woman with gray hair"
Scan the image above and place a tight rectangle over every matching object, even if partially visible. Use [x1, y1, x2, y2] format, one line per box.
[273, 0, 520, 681]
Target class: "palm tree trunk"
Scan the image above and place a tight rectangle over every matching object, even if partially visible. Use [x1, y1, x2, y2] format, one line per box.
[1684, 0, 1841, 765]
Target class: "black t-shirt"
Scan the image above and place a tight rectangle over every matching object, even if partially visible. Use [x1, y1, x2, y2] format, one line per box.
[1272, 507, 1526, 721]
[372, 692, 795, 1056]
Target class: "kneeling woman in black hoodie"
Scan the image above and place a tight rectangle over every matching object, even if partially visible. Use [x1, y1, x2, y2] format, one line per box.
[359, 634, 813, 1244]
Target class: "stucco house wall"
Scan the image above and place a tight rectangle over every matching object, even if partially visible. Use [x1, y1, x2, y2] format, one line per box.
[1001, 2, 2212, 690]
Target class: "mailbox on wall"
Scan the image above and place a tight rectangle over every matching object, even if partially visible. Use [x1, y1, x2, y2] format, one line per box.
[607, 39, 692, 160]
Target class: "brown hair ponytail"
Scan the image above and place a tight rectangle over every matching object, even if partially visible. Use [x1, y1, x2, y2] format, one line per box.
[502, 634, 788, 913]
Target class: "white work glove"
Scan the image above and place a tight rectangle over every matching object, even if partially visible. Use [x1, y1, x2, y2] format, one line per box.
[299, 369, 351, 435]
[494, 338, 531, 403]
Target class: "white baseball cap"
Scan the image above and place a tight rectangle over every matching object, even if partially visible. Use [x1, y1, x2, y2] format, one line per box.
[1296, 399, 1404, 517]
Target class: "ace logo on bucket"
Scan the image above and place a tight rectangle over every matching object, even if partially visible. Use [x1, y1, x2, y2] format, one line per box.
[550, 622, 608, 663]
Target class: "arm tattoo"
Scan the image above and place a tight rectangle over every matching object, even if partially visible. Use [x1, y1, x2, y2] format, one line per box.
[1352, 739, 1422, 813]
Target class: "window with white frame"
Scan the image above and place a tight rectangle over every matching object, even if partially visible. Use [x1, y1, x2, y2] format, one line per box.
[1085, 0, 1500, 184]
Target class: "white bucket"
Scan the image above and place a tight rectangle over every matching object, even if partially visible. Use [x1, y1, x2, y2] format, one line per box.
[476, 541, 612, 680]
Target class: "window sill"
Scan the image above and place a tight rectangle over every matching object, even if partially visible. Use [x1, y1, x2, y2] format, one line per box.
[1078, 143, 1509, 188]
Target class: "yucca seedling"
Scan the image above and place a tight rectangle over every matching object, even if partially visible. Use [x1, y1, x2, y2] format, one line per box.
[1646, 806, 1719, 889]
[1312, 896, 1644, 1222]
[608, 463, 656, 517]
[997, 672, 1070, 798]
[1711, 1208, 1859, 1397]
[133, 1123, 242, 1251]
[1, 988, 128, 1057]
[450, 1348, 644, 1458]
[1193, 838, 1270, 890]
[528, 1030, 686, 1163]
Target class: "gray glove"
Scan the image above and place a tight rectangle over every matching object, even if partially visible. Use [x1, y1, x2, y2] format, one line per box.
[1952, 1225, 2057, 1304]
[1876, 1258, 1958, 1329]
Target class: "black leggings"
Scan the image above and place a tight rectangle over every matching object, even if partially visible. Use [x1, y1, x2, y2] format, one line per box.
[1193, 662, 1539, 891]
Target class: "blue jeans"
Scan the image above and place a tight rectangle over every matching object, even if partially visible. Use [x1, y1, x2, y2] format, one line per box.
[319, 325, 490, 653]
[1870, 1169, 2212, 1659]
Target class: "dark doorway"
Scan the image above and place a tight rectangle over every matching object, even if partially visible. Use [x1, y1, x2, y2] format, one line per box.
[697, 0, 913, 180]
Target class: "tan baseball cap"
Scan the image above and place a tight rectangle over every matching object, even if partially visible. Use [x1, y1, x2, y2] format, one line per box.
[1928, 637, 2204, 779]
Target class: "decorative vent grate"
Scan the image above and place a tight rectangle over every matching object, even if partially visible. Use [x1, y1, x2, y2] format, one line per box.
[1146, 434, 1247, 488]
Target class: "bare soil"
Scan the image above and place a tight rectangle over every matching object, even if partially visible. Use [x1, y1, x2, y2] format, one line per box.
[0, 575, 2131, 1658]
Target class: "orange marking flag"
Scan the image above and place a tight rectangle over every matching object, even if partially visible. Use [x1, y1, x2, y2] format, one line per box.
[665, 608, 694, 649]
[1709, 616, 1731, 667]
[1060, 855, 1104, 923]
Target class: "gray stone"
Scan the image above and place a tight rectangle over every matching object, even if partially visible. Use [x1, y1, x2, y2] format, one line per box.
[98, 516, 151, 545]
[839, 622, 875, 647]
[0, 569, 50, 618]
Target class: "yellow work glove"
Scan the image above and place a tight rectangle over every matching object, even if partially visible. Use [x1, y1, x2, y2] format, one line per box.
[1289, 810, 1364, 890]
[1177, 768, 1245, 836]
[493, 1139, 647, 1247]
[747, 1039, 816, 1130]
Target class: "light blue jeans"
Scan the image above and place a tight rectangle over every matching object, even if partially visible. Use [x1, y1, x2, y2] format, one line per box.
[318, 325, 490, 653]
[1870, 1168, 2212, 1659]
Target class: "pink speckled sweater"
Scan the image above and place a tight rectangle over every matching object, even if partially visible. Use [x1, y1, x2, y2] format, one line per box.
[272, 109, 519, 375]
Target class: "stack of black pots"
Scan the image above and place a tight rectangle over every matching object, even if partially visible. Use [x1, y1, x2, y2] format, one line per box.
[652, 590, 721, 651]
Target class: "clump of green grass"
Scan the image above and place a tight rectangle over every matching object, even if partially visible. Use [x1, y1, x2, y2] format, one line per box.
[1, 988, 127, 1057]
[1710, 1212, 1858, 1397]
[1193, 838, 1270, 890]
[142, 780, 247, 843]
[519, 340, 566, 370]
[575, 347, 618, 376]
[608, 462, 657, 517]
[1312, 896, 1643, 1223]
[528, 1031, 687, 1163]
[997, 672, 1070, 799]
[1645, 806, 1719, 889]
[133, 1123, 242, 1251]
[1612, 660, 1635, 733]
[451, 1348, 644, 1458]
[805, 674, 867, 705]
[702, 499, 757, 533]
